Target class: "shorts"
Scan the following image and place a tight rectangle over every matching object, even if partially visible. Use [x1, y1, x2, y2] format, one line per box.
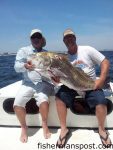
[14, 81, 54, 107]
[56, 85, 107, 110]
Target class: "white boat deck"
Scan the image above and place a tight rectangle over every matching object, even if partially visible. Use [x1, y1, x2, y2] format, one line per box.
[0, 127, 113, 150]
[0, 81, 113, 149]
[0, 80, 22, 98]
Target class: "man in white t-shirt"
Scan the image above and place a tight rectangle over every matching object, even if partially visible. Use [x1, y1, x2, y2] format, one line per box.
[54, 29, 111, 147]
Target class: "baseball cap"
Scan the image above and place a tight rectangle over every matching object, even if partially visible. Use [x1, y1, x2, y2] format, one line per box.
[30, 29, 42, 38]
[63, 28, 75, 38]
[30, 28, 46, 47]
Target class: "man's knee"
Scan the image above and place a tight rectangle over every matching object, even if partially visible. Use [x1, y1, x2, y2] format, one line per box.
[39, 101, 49, 108]
[56, 97, 66, 105]
[13, 105, 25, 112]
[96, 104, 107, 113]
[55, 96, 62, 102]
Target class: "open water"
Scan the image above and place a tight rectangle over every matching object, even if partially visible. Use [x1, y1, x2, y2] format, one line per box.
[0, 51, 113, 88]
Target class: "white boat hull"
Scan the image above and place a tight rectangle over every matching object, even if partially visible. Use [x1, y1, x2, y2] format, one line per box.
[0, 81, 113, 128]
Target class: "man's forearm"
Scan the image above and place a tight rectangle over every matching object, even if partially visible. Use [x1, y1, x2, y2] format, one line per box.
[100, 58, 110, 82]
[14, 61, 26, 73]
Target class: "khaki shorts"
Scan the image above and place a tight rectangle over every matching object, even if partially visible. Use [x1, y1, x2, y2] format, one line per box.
[14, 81, 54, 107]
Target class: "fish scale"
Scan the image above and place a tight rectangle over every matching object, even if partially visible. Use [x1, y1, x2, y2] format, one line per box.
[29, 52, 95, 91]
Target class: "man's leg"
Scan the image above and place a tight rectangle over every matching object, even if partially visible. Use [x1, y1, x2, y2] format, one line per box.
[55, 85, 77, 146]
[96, 104, 111, 145]
[86, 89, 111, 146]
[39, 101, 51, 139]
[13, 84, 33, 143]
[56, 97, 69, 145]
[14, 106, 28, 143]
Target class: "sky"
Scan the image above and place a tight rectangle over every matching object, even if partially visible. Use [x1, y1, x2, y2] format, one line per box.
[0, 0, 113, 53]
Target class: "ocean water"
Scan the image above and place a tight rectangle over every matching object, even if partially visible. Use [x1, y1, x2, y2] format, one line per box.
[0, 55, 22, 88]
[0, 51, 113, 88]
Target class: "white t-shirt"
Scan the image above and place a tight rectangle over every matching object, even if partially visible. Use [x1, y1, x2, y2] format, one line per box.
[68, 46, 105, 80]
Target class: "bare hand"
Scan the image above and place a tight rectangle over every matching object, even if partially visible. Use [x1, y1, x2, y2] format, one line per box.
[94, 79, 105, 90]
[24, 61, 35, 70]
[51, 76, 60, 83]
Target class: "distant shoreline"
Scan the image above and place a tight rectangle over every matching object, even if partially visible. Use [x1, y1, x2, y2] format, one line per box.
[0, 50, 113, 56]
[0, 54, 16, 56]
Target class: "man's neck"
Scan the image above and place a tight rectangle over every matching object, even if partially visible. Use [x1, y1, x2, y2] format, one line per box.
[68, 45, 78, 55]
[68, 51, 76, 55]
[35, 48, 42, 52]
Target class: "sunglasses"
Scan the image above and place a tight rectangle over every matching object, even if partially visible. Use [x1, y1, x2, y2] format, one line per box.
[31, 33, 42, 39]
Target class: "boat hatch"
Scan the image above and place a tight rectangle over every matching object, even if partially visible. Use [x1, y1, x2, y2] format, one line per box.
[3, 98, 39, 114]
[3, 97, 113, 115]
[70, 98, 113, 115]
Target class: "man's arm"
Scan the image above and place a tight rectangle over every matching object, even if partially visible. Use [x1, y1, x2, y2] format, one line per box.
[94, 58, 110, 90]
[14, 49, 34, 73]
